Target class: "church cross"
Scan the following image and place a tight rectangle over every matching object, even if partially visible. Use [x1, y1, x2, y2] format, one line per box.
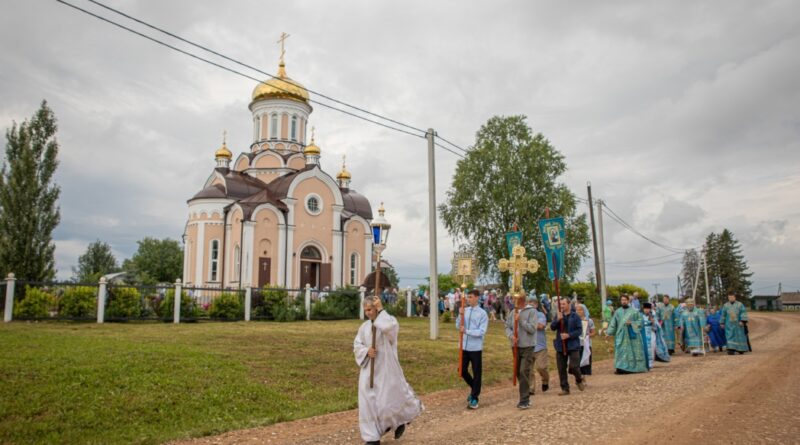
[223, 129, 227, 144]
[277, 32, 290, 62]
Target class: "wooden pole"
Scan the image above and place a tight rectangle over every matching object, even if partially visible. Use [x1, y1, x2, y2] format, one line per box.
[458, 283, 466, 376]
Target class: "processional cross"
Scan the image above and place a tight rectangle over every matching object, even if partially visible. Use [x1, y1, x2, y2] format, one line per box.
[497, 245, 540, 306]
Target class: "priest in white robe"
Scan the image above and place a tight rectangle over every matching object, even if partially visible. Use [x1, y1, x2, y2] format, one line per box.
[354, 296, 423, 444]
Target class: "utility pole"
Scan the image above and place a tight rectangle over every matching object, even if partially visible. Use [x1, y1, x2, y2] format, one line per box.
[596, 199, 608, 307]
[653, 283, 660, 301]
[587, 183, 602, 298]
[677, 275, 681, 299]
[426, 129, 439, 340]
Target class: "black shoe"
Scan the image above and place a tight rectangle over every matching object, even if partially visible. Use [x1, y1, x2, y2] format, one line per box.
[542, 383, 549, 392]
[394, 424, 406, 440]
[728, 350, 735, 355]
[529, 389, 535, 396]
[366, 441, 380, 445]
[516, 401, 531, 409]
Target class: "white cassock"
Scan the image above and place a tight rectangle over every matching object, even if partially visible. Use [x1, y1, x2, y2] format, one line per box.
[353, 310, 423, 442]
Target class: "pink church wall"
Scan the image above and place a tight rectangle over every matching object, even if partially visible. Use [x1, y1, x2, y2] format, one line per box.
[288, 156, 305, 170]
[251, 207, 281, 286]
[235, 157, 249, 172]
[186, 223, 197, 285]
[291, 177, 335, 285]
[203, 221, 224, 284]
[228, 208, 243, 284]
[344, 219, 368, 287]
[254, 153, 282, 169]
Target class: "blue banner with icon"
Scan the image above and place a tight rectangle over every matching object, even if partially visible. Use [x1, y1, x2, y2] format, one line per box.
[538, 217, 566, 281]
[505, 231, 523, 257]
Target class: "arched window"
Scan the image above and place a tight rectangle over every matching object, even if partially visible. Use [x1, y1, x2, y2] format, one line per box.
[209, 240, 219, 281]
[301, 245, 321, 260]
[233, 245, 241, 281]
[270, 114, 278, 140]
[350, 252, 359, 285]
[290, 115, 297, 141]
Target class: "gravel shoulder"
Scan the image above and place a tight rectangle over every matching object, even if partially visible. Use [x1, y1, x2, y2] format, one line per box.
[171, 312, 800, 445]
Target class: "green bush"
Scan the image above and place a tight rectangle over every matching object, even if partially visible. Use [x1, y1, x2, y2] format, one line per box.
[441, 310, 453, 323]
[161, 289, 198, 320]
[14, 286, 56, 318]
[60, 286, 97, 318]
[253, 286, 304, 321]
[106, 287, 142, 319]
[208, 292, 243, 320]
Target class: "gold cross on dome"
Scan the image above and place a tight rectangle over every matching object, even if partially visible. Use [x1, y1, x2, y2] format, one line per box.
[310, 126, 315, 142]
[222, 129, 227, 144]
[277, 32, 290, 62]
[342, 154, 346, 169]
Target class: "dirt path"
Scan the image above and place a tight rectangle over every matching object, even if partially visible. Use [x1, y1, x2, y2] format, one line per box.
[172, 313, 800, 445]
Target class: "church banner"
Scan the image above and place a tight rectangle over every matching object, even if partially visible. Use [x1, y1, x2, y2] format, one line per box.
[538, 217, 566, 281]
[505, 231, 523, 257]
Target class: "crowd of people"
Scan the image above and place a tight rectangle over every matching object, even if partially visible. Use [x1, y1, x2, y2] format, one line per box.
[354, 289, 751, 444]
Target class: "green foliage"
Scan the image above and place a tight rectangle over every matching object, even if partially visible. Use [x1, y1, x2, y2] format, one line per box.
[383, 296, 407, 317]
[563, 281, 601, 318]
[161, 289, 198, 320]
[59, 286, 96, 318]
[14, 286, 56, 318]
[441, 310, 453, 323]
[0, 101, 60, 281]
[208, 292, 243, 320]
[312, 288, 360, 319]
[704, 229, 752, 304]
[72, 240, 119, 283]
[122, 237, 183, 285]
[253, 286, 304, 321]
[106, 287, 142, 319]
[420, 274, 473, 296]
[607, 283, 649, 301]
[439, 115, 590, 292]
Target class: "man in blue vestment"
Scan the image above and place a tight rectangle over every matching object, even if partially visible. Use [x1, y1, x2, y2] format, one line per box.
[720, 293, 750, 354]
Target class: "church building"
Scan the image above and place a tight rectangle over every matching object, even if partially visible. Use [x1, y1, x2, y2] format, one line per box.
[182, 48, 375, 290]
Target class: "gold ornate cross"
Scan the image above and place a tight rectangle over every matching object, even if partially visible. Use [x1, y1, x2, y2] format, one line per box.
[277, 32, 290, 62]
[498, 245, 540, 305]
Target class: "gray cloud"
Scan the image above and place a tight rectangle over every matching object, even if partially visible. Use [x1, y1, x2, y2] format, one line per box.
[1, 0, 798, 290]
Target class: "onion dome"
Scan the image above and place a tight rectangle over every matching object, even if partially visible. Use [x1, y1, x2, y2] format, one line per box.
[304, 127, 321, 156]
[337, 155, 351, 181]
[215, 141, 232, 159]
[251, 61, 309, 104]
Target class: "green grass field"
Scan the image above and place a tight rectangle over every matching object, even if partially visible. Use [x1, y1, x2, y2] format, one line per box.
[0, 317, 610, 444]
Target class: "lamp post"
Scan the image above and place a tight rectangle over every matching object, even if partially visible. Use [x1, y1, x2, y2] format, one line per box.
[371, 203, 391, 298]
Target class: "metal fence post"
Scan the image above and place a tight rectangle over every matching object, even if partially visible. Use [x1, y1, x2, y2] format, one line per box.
[244, 287, 252, 322]
[359, 286, 366, 320]
[4, 273, 16, 322]
[173, 279, 182, 324]
[406, 287, 412, 318]
[305, 284, 311, 321]
[97, 277, 107, 324]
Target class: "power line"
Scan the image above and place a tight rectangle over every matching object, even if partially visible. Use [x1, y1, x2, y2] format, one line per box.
[435, 134, 469, 154]
[84, 0, 429, 136]
[57, 0, 430, 142]
[59, 0, 475, 161]
[606, 252, 684, 265]
[600, 202, 695, 254]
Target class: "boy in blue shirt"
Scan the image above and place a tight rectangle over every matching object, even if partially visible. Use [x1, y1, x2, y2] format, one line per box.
[456, 289, 489, 409]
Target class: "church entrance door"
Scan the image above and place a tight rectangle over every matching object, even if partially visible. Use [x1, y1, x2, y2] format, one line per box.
[258, 257, 271, 288]
[300, 246, 322, 289]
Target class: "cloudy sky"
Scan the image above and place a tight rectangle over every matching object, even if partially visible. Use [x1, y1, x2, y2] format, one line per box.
[2, 0, 798, 295]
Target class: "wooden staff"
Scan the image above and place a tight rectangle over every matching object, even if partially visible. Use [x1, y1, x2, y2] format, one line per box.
[458, 287, 466, 376]
[554, 252, 567, 355]
[370, 322, 376, 389]
[512, 306, 519, 386]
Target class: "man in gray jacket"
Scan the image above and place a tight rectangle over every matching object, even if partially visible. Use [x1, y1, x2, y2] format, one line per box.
[505, 293, 539, 409]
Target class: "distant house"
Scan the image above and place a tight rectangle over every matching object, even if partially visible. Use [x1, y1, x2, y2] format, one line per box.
[780, 292, 800, 311]
[752, 294, 782, 311]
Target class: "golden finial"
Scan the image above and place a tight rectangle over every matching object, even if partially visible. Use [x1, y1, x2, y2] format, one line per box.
[277, 32, 290, 64]
[215, 129, 232, 159]
[379, 202, 385, 216]
[223, 129, 227, 144]
[310, 126, 315, 143]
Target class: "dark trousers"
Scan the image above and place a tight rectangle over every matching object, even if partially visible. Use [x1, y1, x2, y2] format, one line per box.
[517, 346, 534, 404]
[556, 349, 582, 391]
[460, 350, 482, 400]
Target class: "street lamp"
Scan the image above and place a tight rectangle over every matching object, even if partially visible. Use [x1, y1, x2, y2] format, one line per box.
[371, 202, 391, 297]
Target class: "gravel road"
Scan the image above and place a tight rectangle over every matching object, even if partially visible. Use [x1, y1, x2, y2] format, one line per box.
[172, 312, 800, 445]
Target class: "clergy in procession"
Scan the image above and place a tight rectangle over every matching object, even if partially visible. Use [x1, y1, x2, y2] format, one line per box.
[456, 289, 488, 409]
[354, 296, 423, 445]
[656, 295, 677, 354]
[677, 298, 707, 356]
[643, 303, 671, 365]
[606, 294, 648, 374]
[720, 293, 750, 355]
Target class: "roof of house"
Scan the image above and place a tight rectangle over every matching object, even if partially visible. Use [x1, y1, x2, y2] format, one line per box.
[780, 292, 800, 304]
[752, 294, 780, 300]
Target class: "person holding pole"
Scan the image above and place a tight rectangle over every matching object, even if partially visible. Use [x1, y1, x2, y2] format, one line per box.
[606, 294, 648, 374]
[505, 293, 538, 409]
[550, 298, 585, 395]
[456, 289, 488, 409]
[354, 296, 422, 444]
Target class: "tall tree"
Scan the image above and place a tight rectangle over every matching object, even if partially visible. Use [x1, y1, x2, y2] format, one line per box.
[72, 240, 119, 283]
[0, 101, 61, 281]
[680, 249, 701, 298]
[705, 229, 752, 304]
[439, 115, 590, 293]
[122, 237, 183, 284]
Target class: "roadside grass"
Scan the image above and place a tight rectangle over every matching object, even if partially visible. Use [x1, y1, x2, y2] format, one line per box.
[0, 317, 610, 444]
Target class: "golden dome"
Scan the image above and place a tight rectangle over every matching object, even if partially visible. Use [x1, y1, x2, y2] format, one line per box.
[304, 126, 320, 156]
[251, 62, 309, 104]
[215, 140, 232, 159]
[337, 155, 351, 180]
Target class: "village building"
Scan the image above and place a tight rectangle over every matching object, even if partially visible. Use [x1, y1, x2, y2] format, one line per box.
[182, 50, 375, 291]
